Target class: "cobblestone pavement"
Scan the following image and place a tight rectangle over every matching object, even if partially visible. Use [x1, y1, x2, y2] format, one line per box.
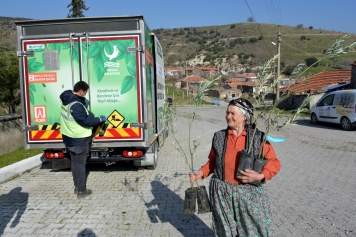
[1, 106, 356, 236]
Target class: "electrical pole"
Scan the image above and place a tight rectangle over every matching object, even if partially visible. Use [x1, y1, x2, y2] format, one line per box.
[276, 31, 281, 101]
[186, 61, 188, 97]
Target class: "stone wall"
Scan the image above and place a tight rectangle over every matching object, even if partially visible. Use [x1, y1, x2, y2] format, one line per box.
[277, 93, 324, 110]
[0, 114, 24, 156]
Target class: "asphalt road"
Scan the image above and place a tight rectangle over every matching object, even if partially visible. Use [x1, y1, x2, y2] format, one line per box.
[0, 105, 355, 237]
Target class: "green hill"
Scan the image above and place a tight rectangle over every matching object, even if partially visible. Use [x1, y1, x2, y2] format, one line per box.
[152, 23, 356, 72]
[1, 16, 356, 73]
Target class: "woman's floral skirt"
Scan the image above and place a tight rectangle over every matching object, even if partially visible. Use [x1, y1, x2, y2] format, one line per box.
[209, 175, 275, 237]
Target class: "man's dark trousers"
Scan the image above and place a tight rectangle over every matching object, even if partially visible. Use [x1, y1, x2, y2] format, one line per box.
[66, 140, 90, 191]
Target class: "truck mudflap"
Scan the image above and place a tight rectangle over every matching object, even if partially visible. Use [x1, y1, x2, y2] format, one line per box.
[133, 140, 158, 169]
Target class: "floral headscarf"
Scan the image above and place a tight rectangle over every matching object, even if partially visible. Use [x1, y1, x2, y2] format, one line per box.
[228, 98, 254, 115]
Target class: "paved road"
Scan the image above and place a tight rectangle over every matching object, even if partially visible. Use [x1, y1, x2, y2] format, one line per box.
[1, 105, 356, 236]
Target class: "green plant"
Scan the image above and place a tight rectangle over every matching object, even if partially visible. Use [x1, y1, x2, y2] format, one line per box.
[251, 35, 356, 156]
[160, 77, 220, 185]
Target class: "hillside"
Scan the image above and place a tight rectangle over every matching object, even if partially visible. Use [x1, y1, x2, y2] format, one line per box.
[152, 23, 356, 72]
[1, 16, 356, 73]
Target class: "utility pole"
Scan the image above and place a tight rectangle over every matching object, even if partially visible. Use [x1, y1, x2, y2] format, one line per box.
[276, 31, 281, 101]
[185, 61, 188, 97]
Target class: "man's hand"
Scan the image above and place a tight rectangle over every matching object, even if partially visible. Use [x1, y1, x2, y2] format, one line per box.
[236, 169, 264, 183]
[99, 115, 106, 122]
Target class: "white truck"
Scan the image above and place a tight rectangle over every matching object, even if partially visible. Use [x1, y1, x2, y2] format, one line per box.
[15, 15, 168, 169]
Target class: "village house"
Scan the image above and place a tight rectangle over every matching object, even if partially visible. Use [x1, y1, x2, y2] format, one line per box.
[165, 66, 218, 79]
[194, 66, 219, 78]
[279, 69, 353, 110]
[173, 75, 208, 94]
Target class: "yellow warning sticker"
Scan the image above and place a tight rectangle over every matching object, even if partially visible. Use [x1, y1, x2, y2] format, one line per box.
[108, 110, 125, 128]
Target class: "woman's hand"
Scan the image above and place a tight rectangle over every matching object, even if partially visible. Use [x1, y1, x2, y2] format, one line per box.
[237, 169, 265, 183]
[189, 170, 204, 184]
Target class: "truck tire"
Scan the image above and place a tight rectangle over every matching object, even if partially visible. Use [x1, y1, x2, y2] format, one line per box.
[147, 141, 158, 170]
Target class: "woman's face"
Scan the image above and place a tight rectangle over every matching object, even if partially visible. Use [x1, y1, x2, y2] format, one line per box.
[225, 105, 246, 130]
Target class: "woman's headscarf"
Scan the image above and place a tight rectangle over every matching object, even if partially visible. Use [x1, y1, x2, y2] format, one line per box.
[228, 98, 254, 125]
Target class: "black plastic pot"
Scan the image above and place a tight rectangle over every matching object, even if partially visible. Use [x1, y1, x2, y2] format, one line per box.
[254, 157, 268, 173]
[196, 186, 211, 214]
[183, 187, 197, 214]
[236, 149, 268, 186]
[250, 157, 268, 186]
[236, 149, 255, 177]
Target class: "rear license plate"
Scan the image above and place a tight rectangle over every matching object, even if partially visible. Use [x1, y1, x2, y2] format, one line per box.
[91, 151, 109, 158]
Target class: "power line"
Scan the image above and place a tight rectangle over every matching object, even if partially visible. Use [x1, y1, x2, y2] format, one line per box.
[244, 0, 270, 51]
[244, 0, 263, 37]
[281, 40, 313, 56]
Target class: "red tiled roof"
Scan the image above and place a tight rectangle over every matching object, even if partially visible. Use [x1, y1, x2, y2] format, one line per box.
[195, 67, 218, 71]
[284, 70, 351, 95]
[227, 81, 257, 88]
[236, 73, 257, 78]
[165, 67, 185, 71]
[177, 75, 206, 82]
[226, 78, 245, 83]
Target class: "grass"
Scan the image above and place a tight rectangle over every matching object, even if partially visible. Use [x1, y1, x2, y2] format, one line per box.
[166, 86, 215, 106]
[0, 147, 43, 169]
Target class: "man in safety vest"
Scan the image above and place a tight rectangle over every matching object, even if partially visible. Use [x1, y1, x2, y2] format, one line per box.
[60, 81, 106, 199]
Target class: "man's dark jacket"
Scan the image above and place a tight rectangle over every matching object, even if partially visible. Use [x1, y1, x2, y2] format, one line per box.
[60, 90, 101, 146]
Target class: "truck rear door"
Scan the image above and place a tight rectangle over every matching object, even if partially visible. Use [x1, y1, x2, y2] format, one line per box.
[20, 35, 143, 147]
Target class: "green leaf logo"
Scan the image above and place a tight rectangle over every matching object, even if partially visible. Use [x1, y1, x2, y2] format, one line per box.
[121, 75, 134, 95]
[28, 58, 43, 73]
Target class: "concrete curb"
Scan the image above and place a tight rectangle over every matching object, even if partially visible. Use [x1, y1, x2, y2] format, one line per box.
[0, 153, 43, 184]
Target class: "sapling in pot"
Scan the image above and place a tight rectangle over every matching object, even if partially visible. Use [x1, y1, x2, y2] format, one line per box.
[160, 76, 220, 214]
[237, 36, 356, 186]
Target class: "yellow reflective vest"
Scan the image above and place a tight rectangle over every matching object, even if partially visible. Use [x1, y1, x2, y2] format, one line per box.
[60, 101, 92, 138]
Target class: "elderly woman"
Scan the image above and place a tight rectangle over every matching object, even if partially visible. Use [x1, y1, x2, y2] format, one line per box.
[189, 98, 281, 236]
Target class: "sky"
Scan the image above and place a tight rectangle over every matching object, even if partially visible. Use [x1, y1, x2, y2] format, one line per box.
[1, 0, 355, 34]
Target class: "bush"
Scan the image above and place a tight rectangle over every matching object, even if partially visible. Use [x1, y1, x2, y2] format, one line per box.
[305, 57, 319, 67]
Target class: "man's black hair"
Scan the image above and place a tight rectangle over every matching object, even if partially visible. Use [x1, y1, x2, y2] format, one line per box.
[73, 81, 89, 92]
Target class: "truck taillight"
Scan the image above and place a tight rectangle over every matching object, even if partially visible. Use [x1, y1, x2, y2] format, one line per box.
[45, 151, 65, 159]
[122, 150, 143, 158]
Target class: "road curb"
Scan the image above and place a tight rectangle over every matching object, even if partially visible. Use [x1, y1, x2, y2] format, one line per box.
[0, 153, 43, 184]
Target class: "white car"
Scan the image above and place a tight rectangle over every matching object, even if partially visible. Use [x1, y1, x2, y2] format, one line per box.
[310, 89, 356, 131]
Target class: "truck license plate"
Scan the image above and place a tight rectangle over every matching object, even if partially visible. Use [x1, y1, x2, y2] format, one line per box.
[91, 151, 109, 158]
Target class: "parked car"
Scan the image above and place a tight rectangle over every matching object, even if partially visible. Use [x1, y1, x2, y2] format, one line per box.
[310, 89, 356, 130]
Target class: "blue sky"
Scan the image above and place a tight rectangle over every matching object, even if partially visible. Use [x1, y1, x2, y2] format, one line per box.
[1, 0, 355, 34]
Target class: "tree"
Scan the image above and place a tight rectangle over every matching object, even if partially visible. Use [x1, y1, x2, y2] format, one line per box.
[0, 53, 20, 113]
[300, 35, 307, 41]
[296, 24, 304, 29]
[247, 17, 255, 23]
[305, 57, 319, 67]
[67, 0, 89, 18]
[309, 26, 313, 30]
[248, 37, 258, 43]
[282, 66, 295, 76]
